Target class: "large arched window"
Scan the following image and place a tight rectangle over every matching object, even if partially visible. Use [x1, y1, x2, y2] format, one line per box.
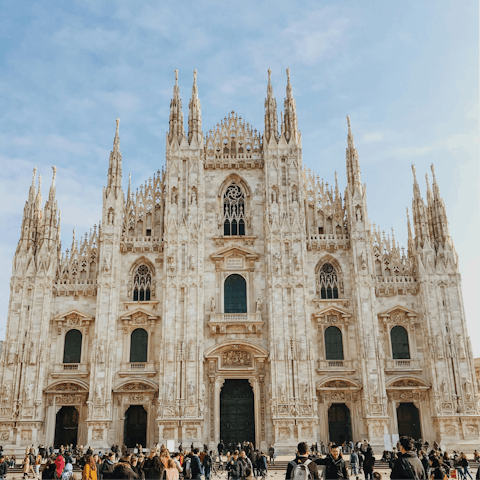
[133, 265, 152, 301]
[224, 274, 247, 313]
[391, 326, 410, 359]
[319, 263, 339, 299]
[63, 329, 82, 364]
[130, 328, 148, 363]
[324, 326, 344, 360]
[223, 184, 245, 236]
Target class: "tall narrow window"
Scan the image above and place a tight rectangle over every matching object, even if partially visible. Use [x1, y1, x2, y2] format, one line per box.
[130, 328, 148, 363]
[324, 326, 344, 360]
[224, 274, 247, 313]
[133, 265, 152, 301]
[63, 329, 82, 364]
[223, 184, 245, 236]
[319, 263, 339, 299]
[391, 326, 410, 359]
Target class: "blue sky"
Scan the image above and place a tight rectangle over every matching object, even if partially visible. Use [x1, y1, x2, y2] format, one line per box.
[0, 1, 478, 353]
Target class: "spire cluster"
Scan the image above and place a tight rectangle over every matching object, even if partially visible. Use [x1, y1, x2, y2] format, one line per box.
[410, 164, 451, 251]
[345, 115, 362, 195]
[106, 118, 122, 198]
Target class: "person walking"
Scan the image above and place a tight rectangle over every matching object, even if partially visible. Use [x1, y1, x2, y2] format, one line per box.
[390, 437, 425, 480]
[461, 453, 473, 480]
[256, 452, 268, 480]
[202, 451, 212, 480]
[350, 449, 359, 478]
[23, 454, 34, 479]
[285, 442, 319, 480]
[314, 444, 348, 480]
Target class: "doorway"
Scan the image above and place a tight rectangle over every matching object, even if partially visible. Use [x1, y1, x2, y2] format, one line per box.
[220, 379, 255, 448]
[54, 406, 79, 448]
[328, 403, 352, 445]
[124, 405, 147, 448]
[397, 402, 421, 439]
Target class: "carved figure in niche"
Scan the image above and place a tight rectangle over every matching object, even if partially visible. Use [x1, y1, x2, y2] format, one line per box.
[302, 381, 308, 402]
[356, 207, 362, 222]
[255, 298, 263, 313]
[95, 381, 103, 402]
[98, 342, 106, 364]
[190, 190, 197, 205]
[360, 252, 367, 270]
[457, 335, 466, 359]
[108, 208, 114, 225]
[292, 252, 300, 270]
[166, 382, 174, 403]
[25, 382, 34, 403]
[200, 383, 206, 399]
[104, 252, 111, 272]
[273, 252, 281, 272]
[440, 380, 448, 400]
[210, 297, 216, 313]
[271, 189, 277, 204]
[188, 255, 196, 271]
[188, 381, 195, 400]
[171, 191, 178, 204]
[463, 378, 473, 396]
[292, 188, 298, 202]
[372, 382, 379, 401]
[2, 384, 11, 403]
[280, 383, 286, 403]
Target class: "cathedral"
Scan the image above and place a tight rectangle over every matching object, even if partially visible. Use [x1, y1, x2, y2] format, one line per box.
[0, 69, 478, 454]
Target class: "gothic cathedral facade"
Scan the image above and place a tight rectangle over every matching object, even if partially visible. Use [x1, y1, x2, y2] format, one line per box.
[1, 69, 479, 453]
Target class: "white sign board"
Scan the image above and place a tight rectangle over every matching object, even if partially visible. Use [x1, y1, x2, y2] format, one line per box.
[384, 434, 392, 451]
[392, 434, 399, 448]
[167, 440, 175, 452]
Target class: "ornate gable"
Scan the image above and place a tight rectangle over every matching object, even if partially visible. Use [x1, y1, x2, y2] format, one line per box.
[313, 306, 351, 325]
[378, 305, 417, 325]
[53, 310, 94, 335]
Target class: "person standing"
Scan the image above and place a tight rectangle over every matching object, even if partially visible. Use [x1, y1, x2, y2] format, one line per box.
[390, 437, 425, 480]
[256, 452, 268, 480]
[314, 444, 348, 480]
[285, 442, 319, 480]
[100, 452, 115, 480]
[461, 453, 473, 480]
[82, 456, 98, 480]
[202, 451, 212, 480]
[268, 445, 275, 466]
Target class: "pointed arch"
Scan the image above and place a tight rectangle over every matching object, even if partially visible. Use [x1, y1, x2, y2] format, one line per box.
[217, 173, 252, 198]
[128, 256, 156, 277]
[314, 254, 343, 275]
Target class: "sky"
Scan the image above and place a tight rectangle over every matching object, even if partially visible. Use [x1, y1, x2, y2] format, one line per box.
[0, 1, 478, 354]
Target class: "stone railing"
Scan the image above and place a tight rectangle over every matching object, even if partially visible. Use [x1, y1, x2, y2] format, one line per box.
[120, 236, 163, 253]
[208, 312, 263, 334]
[317, 359, 355, 373]
[385, 358, 422, 373]
[307, 234, 349, 251]
[130, 363, 146, 370]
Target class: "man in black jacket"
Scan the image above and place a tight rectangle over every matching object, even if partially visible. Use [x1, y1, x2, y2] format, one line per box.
[0, 456, 7, 480]
[286, 442, 319, 480]
[315, 445, 348, 480]
[390, 437, 426, 480]
[191, 448, 203, 480]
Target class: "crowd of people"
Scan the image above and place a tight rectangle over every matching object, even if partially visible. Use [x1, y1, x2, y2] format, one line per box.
[0, 437, 477, 480]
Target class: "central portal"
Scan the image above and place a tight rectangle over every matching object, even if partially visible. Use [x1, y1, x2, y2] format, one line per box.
[220, 379, 255, 447]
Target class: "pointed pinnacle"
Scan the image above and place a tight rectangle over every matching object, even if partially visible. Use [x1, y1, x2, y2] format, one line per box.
[175, 68, 178, 86]
[411, 164, 417, 182]
[431, 163, 437, 183]
[193, 69, 197, 86]
[32, 167, 37, 186]
[286, 67, 291, 85]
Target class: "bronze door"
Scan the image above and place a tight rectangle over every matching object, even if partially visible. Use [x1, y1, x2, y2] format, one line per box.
[397, 402, 421, 439]
[328, 403, 352, 445]
[220, 379, 255, 446]
[54, 406, 79, 448]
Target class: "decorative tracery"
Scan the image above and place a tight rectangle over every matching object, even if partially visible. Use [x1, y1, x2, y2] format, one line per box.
[319, 263, 339, 299]
[223, 184, 246, 236]
[133, 265, 152, 301]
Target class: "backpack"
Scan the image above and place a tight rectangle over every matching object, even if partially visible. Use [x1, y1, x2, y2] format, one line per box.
[289, 459, 312, 480]
[184, 457, 192, 479]
[401, 458, 420, 480]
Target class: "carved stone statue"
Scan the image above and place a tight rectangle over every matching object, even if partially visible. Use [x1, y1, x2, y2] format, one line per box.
[99, 342, 106, 364]
[25, 382, 34, 403]
[190, 190, 197, 205]
[280, 383, 286, 403]
[108, 209, 114, 225]
[302, 381, 308, 402]
[95, 381, 103, 401]
[457, 335, 466, 359]
[166, 382, 174, 403]
[356, 206, 362, 222]
[255, 298, 262, 313]
[360, 252, 367, 270]
[210, 297, 216, 313]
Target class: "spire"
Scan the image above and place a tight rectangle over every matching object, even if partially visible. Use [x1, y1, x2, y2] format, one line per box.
[283, 67, 298, 143]
[168, 69, 185, 144]
[106, 118, 122, 197]
[188, 69, 202, 144]
[345, 115, 362, 195]
[430, 163, 452, 247]
[411, 164, 430, 249]
[264, 68, 278, 144]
